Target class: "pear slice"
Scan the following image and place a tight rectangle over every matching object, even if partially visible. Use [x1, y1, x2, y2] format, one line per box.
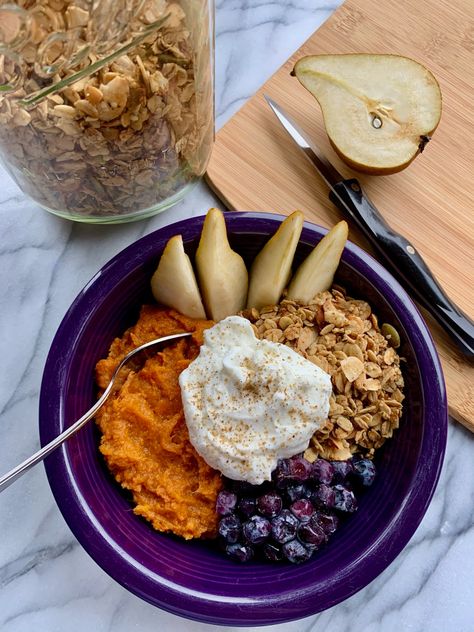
[287, 220, 348, 303]
[195, 208, 248, 321]
[293, 54, 442, 174]
[151, 235, 206, 319]
[246, 211, 304, 309]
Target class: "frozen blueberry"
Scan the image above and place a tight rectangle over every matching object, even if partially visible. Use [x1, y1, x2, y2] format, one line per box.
[310, 484, 336, 509]
[331, 460, 354, 484]
[257, 491, 283, 518]
[298, 520, 326, 547]
[287, 455, 312, 481]
[311, 459, 335, 485]
[218, 514, 241, 543]
[352, 458, 376, 487]
[285, 482, 310, 503]
[290, 498, 314, 522]
[243, 515, 272, 544]
[271, 509, 299, 544]
[282, 539, 313, 564]
[226, 479, 255, 495]
[314, 511, 340, 535]
[225, 542, 254, 562]
[263, 542, 284, 562]
[273, 459, 293, 488]
[237, 496, 257, 518]
[216, 490, 238, 517]
[333, 485, 358, 513]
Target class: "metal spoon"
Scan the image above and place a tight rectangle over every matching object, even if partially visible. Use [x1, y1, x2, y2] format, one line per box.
[0, 331, 192, 493]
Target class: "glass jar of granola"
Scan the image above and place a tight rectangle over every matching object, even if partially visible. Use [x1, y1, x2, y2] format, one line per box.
[0, 0, 214, 223]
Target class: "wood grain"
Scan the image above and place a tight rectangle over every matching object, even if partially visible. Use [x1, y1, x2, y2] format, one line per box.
[206, 0, 474, 431]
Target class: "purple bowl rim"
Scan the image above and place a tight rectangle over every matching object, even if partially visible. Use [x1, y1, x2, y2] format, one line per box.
[39, 211, 447, 626]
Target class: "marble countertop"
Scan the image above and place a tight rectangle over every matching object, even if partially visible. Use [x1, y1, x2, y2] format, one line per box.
[1, 1, 473, 631]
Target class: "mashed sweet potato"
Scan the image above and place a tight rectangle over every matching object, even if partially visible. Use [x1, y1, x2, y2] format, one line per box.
[95, 306, 222, 540]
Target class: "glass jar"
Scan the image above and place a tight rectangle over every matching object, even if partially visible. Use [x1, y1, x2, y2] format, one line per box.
[0, 0, 214, 223]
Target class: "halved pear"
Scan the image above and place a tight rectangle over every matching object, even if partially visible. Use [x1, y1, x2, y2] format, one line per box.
[195, 208, 248, 321]
[246, 211, 304, 309]
[293, 54, 442, 174]
[151, 235, 206, 319]
[287, 220, 348, 303]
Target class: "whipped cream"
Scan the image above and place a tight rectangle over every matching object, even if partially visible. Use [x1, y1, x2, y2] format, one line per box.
[179, 316, 332, 485]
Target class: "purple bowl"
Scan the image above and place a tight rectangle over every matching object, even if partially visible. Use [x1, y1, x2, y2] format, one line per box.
[39, 212, 447, 626]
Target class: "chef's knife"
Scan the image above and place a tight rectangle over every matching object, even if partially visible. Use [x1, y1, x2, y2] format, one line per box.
[264, 95, 474, 358]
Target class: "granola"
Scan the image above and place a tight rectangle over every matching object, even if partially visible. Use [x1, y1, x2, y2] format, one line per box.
[0, 0, 213, 220]
[241, 288, 405, 461]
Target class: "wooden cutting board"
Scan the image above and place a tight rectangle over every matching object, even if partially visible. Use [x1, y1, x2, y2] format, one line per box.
[206, 0, 474, 431]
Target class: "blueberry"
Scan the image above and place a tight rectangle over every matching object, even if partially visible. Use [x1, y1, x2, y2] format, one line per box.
[237, 496, 257, 518]
[218, 514, 242, 543]
[333, 485, 358, 513]
[282, 539, 313, 564]
[310, 484, 336, 509]
[352, 458, 376, 487]
[225, 542, 254, 562]
[287, 454, 312, 481]
[285, 483, 309, 503]
[314, 511, 340, 535]
[271, 509, 299, 544]
[311, 459, 335, 485]
[216, 490, 238, 517]
[290, 498, 314, 522]
[273, 459, 293, 488]
[331, 460, 354, 484]
[297, 520, 326, 547]
[243, 515, 272, 544]
[226, 479, 255, 495]
[257, 491, 283, 518]
[263, 542, 283, 562]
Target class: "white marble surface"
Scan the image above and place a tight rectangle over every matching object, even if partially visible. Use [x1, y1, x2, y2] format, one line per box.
[1, 1, 474, 631]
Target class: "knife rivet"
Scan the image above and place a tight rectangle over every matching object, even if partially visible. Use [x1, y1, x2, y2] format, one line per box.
[406, 245, 415, 255]
[351, 183, 360, 192]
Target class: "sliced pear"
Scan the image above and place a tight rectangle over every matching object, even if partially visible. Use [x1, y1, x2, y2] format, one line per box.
[287, 220, 348, 303]
[151, 235, 206, 319]
[293, 54, 442, 174]
[195, 208, 248, 321]
[246, 211, 304, 309]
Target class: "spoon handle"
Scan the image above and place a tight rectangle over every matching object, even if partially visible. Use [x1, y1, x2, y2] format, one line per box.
[0, 331, 192, 493]
[0, 381, 113, 492]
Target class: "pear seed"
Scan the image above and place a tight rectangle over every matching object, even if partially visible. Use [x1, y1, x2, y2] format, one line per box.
[371, 114, 382, 129]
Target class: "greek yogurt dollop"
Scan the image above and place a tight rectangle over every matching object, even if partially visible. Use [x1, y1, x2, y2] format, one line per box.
[179, 316, 332, 485]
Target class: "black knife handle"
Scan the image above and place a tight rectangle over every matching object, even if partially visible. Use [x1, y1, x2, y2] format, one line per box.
[329, 179, 474, 358]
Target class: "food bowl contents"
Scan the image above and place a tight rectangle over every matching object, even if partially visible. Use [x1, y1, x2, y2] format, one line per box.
[292, 54, 442, 174]
[151, 234, 206, 319]
[94, 208, 404, 562]
[246, 210, 303, 310]
[195, 208, 249, 320]
[95, 305, 222, 539]
[217, 453, 376, 563]
[0, 0, 214, 221]
[179, 316, 332, 485]
[242, 290, 404, 461]
[287, 220, 348, 303]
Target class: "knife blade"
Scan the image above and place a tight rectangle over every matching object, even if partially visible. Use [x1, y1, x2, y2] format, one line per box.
[264, 95, 474, 358]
